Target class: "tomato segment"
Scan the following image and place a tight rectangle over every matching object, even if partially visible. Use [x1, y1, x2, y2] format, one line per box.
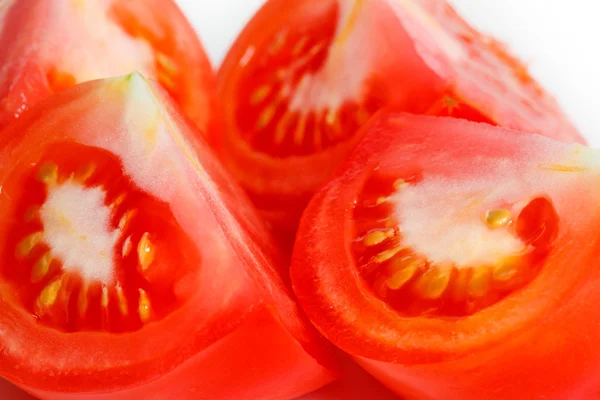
[291, 113, 600, 399]
[0, 0, 215, 134]
[217, 0, 584, 241]
[0, 74, 337, 399]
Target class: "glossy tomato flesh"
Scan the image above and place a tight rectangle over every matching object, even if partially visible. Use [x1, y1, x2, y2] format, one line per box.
[216, 0, 584, 240]
[291, 113, 600, 400]
[0, 0, 215, 134]
[0, 74, 337, 400]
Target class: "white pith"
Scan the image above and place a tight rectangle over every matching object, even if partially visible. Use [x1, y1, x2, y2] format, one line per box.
[393, 176, 525, 267]
[40, 181, 119, 284]
[46, 0, 155, 84]
[0, 0, 15, 28]
[287, 0, 375, 114]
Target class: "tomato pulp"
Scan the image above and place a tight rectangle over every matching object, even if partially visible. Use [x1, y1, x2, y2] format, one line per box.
[291, 113, 600, 400]
[0, 0, 215, 135]
[216, 0, 584, 241]
[0, 74, 337, 400]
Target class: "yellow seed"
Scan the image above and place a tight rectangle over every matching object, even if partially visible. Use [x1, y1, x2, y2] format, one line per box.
[101, 286, 109, 308]
[292, 36, 309, 56]
[540, 164, 586, 172]
[16, 232, 43, 259]
[269, 30, 287, 54]
[306, 42, 325, 59]
[31, 252, 52, 283]
[493, 259, 519, 282]
[37, 162, 58, 185]
[484, 209, 513, 228]
[325, 109, 337, 126]
[375, 246, 402, 263]
[386, 261, 419, 290]
[416, 267, 452, 299]
[122, 235, 133, 257]
[393, 179, 408, 190]
[111, 193, 126, 209]
[468, 267, 492, 297]
[116, 285, 128, 316]
[137, 232, 156, 272]
[24, 206, 40, 222]
[250, 85, 271, 105]
[363, 229, 394, 247]
[156, 52, 178, 76]
[256, 104, 277, 130]
[74, 163, 96, 183]
[375, 196, 390, 205]
[78, 285, 89, 315]
[294, 114, 307, 145]
[118, 209, 136, 231]
[274, 112, 294, 144]
[138, 288, 152, 323]
[37, 277, 63, 311]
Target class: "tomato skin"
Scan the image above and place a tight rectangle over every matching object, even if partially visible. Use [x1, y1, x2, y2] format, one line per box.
[216, 0, 585, 242]
[0, 0, 216, 135]
[0, 75, 338, 399]
[290, 113, 600, 399]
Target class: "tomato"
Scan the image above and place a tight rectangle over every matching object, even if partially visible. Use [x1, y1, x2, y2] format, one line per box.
[216, 0, 585, 241]
[290, 112, 600, 400]
[0, 0, 215, 135]
[0, 74, 338, 400]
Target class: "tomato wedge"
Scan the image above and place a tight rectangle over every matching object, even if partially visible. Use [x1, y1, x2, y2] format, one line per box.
[0, 0, 215, 134]
[0, 74, 338, 400]
[291, 112, 600, 400]
[216, 0, 585, 240]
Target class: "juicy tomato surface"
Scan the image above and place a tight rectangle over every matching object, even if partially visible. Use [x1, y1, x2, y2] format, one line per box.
[0, 74, 337, 400]
[0, 0, 215, 134]
[291, 112, 600, 400]
[216, 0, 584, 241]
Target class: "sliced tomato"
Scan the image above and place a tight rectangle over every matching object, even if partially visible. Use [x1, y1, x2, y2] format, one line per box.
[291, 112, 600, 400]
[216, 0, 584, 240]
[0, 74, 338, 400]
[0, 0, 215, 135]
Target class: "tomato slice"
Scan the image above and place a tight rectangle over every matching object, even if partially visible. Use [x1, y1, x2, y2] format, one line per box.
[291, 112, 600, 400]
[0, 74, 338, 399]
[0, 0, 215, 135]
[216, 0, 585, 240]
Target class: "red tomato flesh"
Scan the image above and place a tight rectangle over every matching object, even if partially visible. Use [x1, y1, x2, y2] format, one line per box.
[291, 113, 600, 399]
[0, 74, 337, 400]
[0, 0, 215, 134]
[216, 0, 584, 240]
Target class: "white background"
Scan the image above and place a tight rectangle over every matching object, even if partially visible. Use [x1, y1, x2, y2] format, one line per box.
[180, 0, 600, 146]
[3, 1, 600, 399]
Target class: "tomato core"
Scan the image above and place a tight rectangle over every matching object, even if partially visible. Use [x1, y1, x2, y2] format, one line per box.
[352, 168, 559, 317]
[1, 143, 199, 333]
